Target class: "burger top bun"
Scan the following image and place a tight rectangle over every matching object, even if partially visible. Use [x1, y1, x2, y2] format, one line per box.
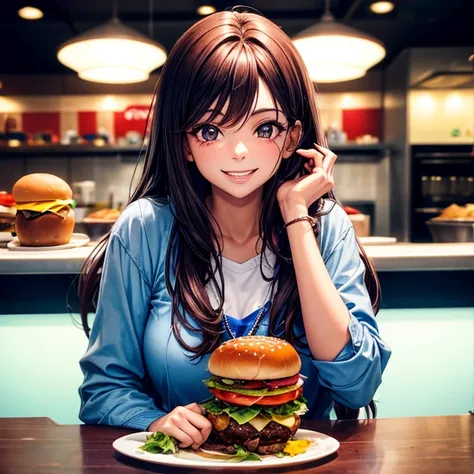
[13, 173, 73, 203]
[208, 336, 301, 380]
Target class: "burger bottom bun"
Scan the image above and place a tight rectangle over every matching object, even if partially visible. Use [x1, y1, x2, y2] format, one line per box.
[15, 209, 75, 247]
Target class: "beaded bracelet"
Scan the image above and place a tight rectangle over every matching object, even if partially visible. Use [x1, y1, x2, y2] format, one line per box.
[283, 215, 318, 231]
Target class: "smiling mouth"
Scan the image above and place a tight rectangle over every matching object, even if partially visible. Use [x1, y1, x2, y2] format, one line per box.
[222, 169, 258, 177]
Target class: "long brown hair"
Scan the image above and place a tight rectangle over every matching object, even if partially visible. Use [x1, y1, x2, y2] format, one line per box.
[79, 11, 381, 419]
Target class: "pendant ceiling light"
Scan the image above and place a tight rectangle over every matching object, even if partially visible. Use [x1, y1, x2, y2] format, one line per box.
[57, 0, 167, 84]
[292, 0, 386, 83]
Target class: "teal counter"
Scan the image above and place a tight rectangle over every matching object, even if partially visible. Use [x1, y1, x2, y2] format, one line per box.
[1, 241, 473, 423]
[1, 307, 472, 423]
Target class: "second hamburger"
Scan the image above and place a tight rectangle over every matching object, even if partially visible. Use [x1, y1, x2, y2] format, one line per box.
[13, 173, 76, 246]
[202, 336, 307, 455]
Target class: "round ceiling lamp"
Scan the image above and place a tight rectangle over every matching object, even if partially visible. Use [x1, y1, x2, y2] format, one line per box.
[370, 2, 395, 15]
[57, 3, 167, 84]
[197, 5, 216, 16]
[18, 6, 44, 20]
[292, 0, 386, 83]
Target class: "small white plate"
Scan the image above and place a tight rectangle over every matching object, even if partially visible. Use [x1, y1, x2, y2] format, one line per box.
[0, 232, 14, 242]
[359, 236, 397, 245]
[7, 233, 90, 251]
[113, 429, 339, 469]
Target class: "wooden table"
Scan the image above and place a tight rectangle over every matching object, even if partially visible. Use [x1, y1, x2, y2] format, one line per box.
[0, 415, 472, 473]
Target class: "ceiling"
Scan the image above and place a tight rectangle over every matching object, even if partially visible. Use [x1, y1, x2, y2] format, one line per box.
[1, 0, 473, 75]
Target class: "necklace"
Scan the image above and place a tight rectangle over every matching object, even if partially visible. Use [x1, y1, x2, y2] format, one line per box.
[223, 304, 267, 339]
[222, 285, 274, 339]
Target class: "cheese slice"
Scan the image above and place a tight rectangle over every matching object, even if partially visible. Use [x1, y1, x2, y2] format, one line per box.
[248, 415, 296, 432]
[271, 414, 297, 429]
[15, 200, 75, 215]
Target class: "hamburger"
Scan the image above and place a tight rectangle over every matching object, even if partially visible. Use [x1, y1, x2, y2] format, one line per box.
[201, 336, 307, 456]
[12, 173, 76, 246]
[0, 192, 16, 233]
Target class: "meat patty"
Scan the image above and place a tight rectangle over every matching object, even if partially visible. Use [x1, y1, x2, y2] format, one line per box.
[212, 418, 258, 444]
[201, 439, 287, 456]
[257, 442, 287, 455]
[201, 440, 239, 455]
[206, 414, 301, 456]
[259, 421, 293, 443]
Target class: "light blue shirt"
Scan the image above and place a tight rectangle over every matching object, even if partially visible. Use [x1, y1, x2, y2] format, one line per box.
[79, 198, 391, 430]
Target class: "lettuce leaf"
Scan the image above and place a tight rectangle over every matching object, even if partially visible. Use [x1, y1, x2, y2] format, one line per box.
[203, 398, 262, 424]
[202, 396, 308, 424]
[261, 397, 308, 417]
[139, 431, 178, 454]
[225, 445, 261, 462]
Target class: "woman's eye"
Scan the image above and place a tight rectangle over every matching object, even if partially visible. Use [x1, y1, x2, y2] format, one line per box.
[197, 125, 220, 142]
[256, 123, 282, 139]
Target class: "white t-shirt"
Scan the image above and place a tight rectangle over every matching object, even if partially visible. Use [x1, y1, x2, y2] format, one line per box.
[206, 248, 276, 337]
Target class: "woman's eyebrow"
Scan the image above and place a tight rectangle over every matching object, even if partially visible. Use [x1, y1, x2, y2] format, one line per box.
[203, 107, 285, 117]
[251, 108, 285, 116]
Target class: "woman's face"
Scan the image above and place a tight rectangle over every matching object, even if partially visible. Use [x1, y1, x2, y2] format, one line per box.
[185, 79, 297, 200]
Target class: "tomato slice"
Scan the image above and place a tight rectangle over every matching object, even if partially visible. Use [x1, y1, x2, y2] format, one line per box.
[233, 380, 266, 390]
[209, 388, 264, 406]
[264, 373, 300, 390]
[230, 373, 301, 391]
[0, 193, 14, 207]
[255, 387, 303, 406]
[209, 387, 303, 407]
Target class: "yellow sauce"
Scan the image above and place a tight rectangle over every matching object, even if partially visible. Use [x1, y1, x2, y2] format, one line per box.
[282, 439, 314, 457]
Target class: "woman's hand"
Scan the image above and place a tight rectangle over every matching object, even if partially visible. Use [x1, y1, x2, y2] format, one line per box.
[147, 403, 212, 450]
[277, 143, 337, 222]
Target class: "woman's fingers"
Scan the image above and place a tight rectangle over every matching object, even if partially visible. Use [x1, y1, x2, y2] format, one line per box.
[185, 402, 204, 415]
[178, 418, 206, 449]
[313, 143, 337, 175]
[185, 409, 213, 437]
[165, 415, 208, 449]
[163, 423, 195, 448]
[296, 149, 323, 171]
[298, 145, 337, 177]
[184, 402, 212, 439]
[153, 404, 213, 451]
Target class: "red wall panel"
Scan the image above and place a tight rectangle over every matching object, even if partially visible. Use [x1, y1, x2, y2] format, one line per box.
[114, 105, 149, 139]
[78, 111, 97, 136]
[342, 108, 383, 141]
[22, 112, 60, 136]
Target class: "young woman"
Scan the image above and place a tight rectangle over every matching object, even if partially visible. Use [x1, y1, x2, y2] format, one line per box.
[78, 8, 391, 451]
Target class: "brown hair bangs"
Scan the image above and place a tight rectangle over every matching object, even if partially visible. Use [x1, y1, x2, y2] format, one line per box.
[174, 12, 310, 135]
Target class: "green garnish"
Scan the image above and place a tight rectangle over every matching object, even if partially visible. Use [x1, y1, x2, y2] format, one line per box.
[138, 431, 178, 454]
[225, 445, 261, 462]
[202, 396, 308, 424]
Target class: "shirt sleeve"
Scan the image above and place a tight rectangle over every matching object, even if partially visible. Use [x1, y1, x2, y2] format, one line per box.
[311, 225, 392, 409]
[78, 232, 166, 430]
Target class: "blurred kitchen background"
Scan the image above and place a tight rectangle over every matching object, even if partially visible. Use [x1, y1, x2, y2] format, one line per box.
[0, 0, 473, 242]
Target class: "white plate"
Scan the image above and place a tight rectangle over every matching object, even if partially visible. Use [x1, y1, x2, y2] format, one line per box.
[112, 429, 339, 469]
[0, 232, 14, 242]
[359, 236, 397, 245]
[7, 233, 90, 251]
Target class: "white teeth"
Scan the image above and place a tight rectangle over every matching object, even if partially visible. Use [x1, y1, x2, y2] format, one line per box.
[225, 170, 254, 177]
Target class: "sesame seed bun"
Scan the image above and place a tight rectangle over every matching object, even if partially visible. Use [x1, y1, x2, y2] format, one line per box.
[208, 336, 301, 380]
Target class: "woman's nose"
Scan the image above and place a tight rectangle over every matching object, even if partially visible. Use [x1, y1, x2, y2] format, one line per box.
[233, 141, 248, 160]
